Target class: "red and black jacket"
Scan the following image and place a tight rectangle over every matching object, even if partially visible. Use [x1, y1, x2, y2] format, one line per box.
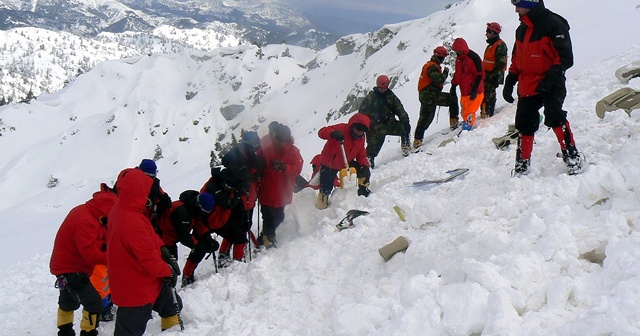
[508, 4, 573, 97]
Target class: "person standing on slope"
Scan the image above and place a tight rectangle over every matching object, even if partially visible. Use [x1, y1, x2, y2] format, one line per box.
[316, 113, 371, 209]
[358, 75, 412, 166]
[503, 0, 583, 176]
[481, 22, 508, 119]
[107, 168, 182, 335]
[450, 37, 485, 130]
[414, 46, 454, 149]
[50, 184, 118, 336]
[256, 124, 304, 248]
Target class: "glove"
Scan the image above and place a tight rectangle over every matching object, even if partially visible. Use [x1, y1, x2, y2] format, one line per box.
[443, 67, 449, 78]
[200, 232, 220, 252]
[160, 246, 181, 276]
[358, 185, 371, 197]
[330, 130, 344, 142]
[536, 66, 563, 94]
[503, 73, 518, 103]
[271, 160, 286, 172]
[469, 90, 477, 100]
[166, 267, 178, 288]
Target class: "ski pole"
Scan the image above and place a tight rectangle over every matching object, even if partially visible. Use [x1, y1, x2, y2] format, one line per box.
[166, 280, 184, 331]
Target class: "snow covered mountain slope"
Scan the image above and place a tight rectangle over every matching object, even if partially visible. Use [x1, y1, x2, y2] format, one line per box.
[1, 0, 640, 334]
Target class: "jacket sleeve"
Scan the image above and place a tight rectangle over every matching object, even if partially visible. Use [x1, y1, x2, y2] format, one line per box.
[429, 64, 446, 87]
[318, 124, 339, 140]
[358, 92, 373, 115]
[551, 15, 573, 71]
[171, 207, 195, 249]
[390, 93, 410, 125]
[76, 216, 107, 267]
[285, 147, 304, 177]
[129, 220, 172, 279]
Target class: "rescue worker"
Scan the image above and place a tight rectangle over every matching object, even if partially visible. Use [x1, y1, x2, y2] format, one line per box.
[482, 22, 508, 118]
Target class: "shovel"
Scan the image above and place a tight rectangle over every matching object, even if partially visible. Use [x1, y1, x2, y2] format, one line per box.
[338, 141, 357, 189]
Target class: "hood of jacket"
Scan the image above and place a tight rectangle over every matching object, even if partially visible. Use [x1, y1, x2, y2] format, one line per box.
[452, 38, 470, 57]
[347, 112, 371, 132]
[114, 168, 154, 212]
[85, 188, 118, 219]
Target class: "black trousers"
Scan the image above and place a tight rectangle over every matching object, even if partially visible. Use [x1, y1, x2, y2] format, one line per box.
[261, 205, 285, 238]
[319, 162, 370, 195]
[515, 78, 568, 135]
[57, 272, 103, 314]
[114, 284, 182, 336]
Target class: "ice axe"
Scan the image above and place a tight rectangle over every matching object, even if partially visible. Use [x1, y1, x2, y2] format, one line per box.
[339, 141, 357, 189]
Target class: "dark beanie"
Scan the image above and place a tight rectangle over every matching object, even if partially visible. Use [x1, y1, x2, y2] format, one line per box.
[138, 159, 157, 177]
[242, 131, 260, 148]
[197, 192, 215, 213]
[513, 0, 539, 9]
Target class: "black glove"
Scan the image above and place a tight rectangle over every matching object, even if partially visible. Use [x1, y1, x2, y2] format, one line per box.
[271, 160, 286, 172]
[469, 90, 477, 100]
[536, 66, 563, 94]
[166, 267, 178, 288]
[160, 246, 181, 276]
[503, 73, 518, 103]
[443, 67, 449, 78]
[330, 130, 344, 142]
[358, 185, 371, 197]
[200, 232, 220, 252]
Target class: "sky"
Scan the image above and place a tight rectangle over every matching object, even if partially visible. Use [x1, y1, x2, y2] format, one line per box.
[2, 0, 640, 335]
[281, 0, 454, 34]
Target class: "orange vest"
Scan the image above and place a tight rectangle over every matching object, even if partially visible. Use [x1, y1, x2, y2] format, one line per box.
[483, 39, 506, 72]
[418, 60, 441, 91]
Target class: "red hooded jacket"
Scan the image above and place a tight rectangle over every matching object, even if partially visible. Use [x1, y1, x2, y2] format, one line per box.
[257, 137, 304, 208]
[318, 113, 370, 171]
[49, 188, 117, 276]
[451, 38, 485, 96]
[107, 168, 172, 307]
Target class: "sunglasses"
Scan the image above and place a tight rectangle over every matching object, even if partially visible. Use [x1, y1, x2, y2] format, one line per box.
[486, 29, 498, 34]
[511, 0, 538, 4]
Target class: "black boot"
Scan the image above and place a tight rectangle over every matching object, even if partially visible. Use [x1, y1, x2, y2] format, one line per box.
[58, 323, 75, 336]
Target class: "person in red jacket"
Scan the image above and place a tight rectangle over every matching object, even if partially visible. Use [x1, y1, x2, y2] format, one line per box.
[316, 113, 371, 209]
[50, 185, 118, 336]
[450, 37, 485, 130]
[107, 168, 182, 335]
[256, 124, 304, 248]
[503, 0, 583, 176]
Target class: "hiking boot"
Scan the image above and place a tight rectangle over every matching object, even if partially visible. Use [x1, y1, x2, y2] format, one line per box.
[512, 158, 530, 177]
[263, 235, 278, 249]
[98, 302, 114, 322]
[413, 139, 423, 149]
[57, 323, 75, 336]
[257, 233, 277, 249]
[181, 275, 195, 286]
[562, 148, 584, 175]
[218, 252, 232, 268]
[449, 118, 459, 131]
[401, 146, 410, 157]
[401, 133, 411, 157]
[316, 192, 329, 210]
